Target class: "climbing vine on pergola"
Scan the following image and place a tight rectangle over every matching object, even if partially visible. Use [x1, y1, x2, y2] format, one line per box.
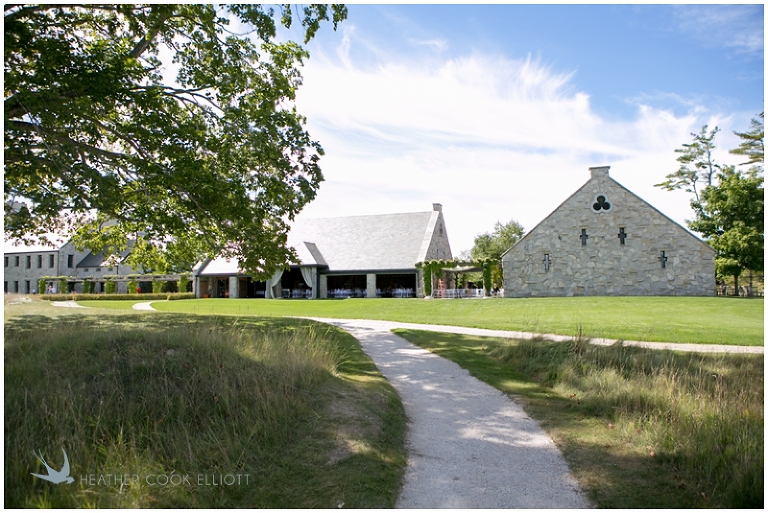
[415, 258, 497, 297]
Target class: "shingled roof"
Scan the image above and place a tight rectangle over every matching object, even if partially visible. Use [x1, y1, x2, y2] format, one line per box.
[198, 207, 447, 276]
[287, 211, 438, 271]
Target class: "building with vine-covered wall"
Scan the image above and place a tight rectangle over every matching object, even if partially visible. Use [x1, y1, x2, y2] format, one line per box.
[4, 238, 142, 294]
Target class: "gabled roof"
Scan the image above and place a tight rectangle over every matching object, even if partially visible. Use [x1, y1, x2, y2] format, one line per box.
[198, 256, 242, 276]
[294, 241, 327, 267]
[76, 249, 130, 268]
[287, 211, 437, 271]
[197, 208, 444, 276]
[502, 166, 715, 258]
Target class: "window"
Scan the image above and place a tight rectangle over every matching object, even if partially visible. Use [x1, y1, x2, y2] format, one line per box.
[25, 280, 30, 293]
[38, 255, 43, 268]
[4, 257, 7, 267]
[3, 282, 7, 293]
[96, 267, 101, 272]
[49, 254, 55, 268]
[67, 255, 74, 268]
[592, 194, 611, 212]
[15, 256, 20, 267]
[580, 229, 589, 246]
[659, 251, 668, 269]
[26, 255, 31, 269]
[84, 268, 89, 272]
[13, 281, 19, 293]
[618, 227, 627, 245]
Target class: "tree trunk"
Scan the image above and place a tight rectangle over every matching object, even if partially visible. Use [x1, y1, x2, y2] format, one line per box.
[733, 274, 739, 296]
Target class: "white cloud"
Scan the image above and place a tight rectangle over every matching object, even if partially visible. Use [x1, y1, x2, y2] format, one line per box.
[409, 38, 448, 52]
[673, 5, 764, 55]
[294, 42, 751, 254]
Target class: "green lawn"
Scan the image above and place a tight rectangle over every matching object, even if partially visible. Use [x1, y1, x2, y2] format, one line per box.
[148, 296, 764, 346]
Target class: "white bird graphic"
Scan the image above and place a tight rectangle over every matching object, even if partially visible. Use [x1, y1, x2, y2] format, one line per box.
[31, 449, 75, 484]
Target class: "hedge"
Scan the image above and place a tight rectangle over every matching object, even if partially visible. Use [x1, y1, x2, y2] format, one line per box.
[40, 293, 196, 302]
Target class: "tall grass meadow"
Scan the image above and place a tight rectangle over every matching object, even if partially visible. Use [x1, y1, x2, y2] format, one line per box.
[4, 314, 402, 508]
[489, 337, 764, 507]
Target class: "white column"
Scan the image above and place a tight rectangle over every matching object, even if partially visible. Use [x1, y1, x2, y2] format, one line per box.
[228, 276, 239, 299]
[366, 273, 377, 298]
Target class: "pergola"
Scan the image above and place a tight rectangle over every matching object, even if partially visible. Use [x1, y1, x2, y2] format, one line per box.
[417, 259, 496, 298]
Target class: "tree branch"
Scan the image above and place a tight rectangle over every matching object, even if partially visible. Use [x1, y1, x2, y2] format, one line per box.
[129, 8, 173, 59]
[8, 120, 130, 162]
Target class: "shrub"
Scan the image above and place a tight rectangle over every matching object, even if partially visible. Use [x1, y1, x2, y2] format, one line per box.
[160, 280, 178, 293]
[482, 262, 493, 296]
[178, 275, 190, 293]
[40, 293, 195, 301]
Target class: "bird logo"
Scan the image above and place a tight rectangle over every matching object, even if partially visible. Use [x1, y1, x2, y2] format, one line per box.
[30, 449, 75, 485]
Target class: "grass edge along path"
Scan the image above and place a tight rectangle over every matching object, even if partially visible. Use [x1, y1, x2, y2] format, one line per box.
[394, 329, 764, 509]
[4, 312, 407, 508]
[149, 296, 765, 347]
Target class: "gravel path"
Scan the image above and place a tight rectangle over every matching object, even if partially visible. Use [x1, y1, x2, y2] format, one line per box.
[313, 318, 590, 509]
[50, 300, 85, 308]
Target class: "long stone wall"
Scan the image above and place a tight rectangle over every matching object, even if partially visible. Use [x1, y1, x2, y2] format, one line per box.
[502, 167, 715, 297]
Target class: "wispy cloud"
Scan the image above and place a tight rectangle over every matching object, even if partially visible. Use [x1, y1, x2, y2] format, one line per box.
[294, 36, 748, 252]
[409, 38, 448, 52]
[673, 5, 764, 55]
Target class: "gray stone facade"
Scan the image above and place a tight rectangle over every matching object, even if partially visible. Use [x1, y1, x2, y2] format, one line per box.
[4, 239, 140, 294]
[502, 167, 715, 297]
[415, 204, 453, 297]
[3, 248, 59, 294]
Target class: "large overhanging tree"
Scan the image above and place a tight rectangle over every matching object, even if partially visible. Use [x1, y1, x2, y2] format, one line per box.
[4, 4, 346, 277]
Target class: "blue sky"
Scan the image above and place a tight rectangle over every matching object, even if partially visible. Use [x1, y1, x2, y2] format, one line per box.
[289, 4, 764, 254]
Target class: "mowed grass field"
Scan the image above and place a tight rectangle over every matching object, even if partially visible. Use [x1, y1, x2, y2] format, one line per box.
[144, 296, 764, 346]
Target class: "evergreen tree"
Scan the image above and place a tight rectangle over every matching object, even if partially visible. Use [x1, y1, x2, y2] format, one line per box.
[730, 112, 764, 166]
[657, 114, 764, 294]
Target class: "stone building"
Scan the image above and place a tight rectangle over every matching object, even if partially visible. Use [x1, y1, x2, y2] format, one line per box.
[195, 203, 453, 299]
[4, 238, 139, 294]
[501, 166, 715, 297]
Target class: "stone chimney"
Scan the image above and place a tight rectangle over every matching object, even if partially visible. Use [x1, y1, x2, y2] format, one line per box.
[590, 166, 610, 178]
[432, 203, 442, 212]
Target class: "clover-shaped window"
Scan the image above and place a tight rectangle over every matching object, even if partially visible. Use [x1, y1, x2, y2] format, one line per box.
[592, 194, 611, 213]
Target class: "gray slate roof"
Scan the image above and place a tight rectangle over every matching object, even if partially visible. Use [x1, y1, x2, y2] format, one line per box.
[199, 210, 441, 275]
[76, 250, 130, 268]
[287, 211, 436, 271]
